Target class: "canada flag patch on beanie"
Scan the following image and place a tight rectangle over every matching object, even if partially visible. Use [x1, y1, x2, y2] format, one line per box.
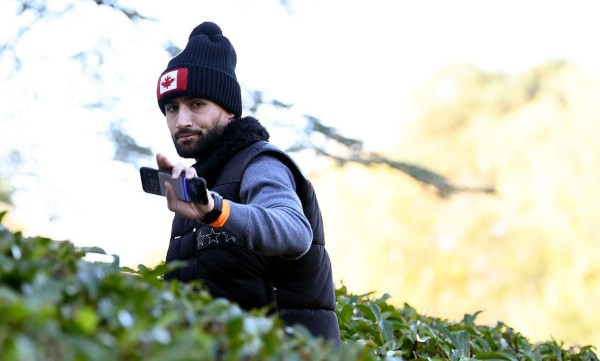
[157, 68, 188, 99]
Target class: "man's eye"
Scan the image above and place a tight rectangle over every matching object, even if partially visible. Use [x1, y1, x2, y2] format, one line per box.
[193, 101, 205, 107]
[165, 105, 176, 112]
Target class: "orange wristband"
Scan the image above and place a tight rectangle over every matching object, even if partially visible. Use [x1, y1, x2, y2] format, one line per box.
[209, 199, 230, 227]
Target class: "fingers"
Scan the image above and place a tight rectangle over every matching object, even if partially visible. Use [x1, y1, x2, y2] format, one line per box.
[171, 163, 197, 179]
[184, 167, 198, 179]
[171, 163, 187, 179]
[156, 153, 174, 171]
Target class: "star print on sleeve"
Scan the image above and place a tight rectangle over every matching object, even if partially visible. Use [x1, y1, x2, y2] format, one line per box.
[221, 232, 234, 243]
[206, 228, 221, 244]
[196, 230, 207, 248]
[195, 227, 234, 250]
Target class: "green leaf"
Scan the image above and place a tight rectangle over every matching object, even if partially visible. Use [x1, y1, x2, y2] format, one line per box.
[369, 301, 382, 323]
[380, 319, 395, 345]
[475, 351, 520, 361]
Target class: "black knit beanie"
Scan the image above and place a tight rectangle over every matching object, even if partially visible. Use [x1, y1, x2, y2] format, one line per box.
[156, 22, 242, 118]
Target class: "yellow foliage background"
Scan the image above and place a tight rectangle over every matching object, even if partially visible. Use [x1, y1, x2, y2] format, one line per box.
[313, 61, 600, 349]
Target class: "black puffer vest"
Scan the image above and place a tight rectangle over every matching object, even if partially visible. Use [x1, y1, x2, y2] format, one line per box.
[164, 140, 341, 347]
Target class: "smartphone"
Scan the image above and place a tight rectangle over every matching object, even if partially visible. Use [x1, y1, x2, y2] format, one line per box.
[139, 167, 209, 204]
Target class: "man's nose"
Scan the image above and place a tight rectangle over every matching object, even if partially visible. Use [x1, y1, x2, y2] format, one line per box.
[176, 106, 193, 128]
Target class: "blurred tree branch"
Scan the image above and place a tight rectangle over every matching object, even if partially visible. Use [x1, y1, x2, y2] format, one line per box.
[245, 90, 495, 198]
[93, 0, 156, 21]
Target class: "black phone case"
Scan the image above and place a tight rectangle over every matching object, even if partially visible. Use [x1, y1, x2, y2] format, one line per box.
[139, 167, 208, 204]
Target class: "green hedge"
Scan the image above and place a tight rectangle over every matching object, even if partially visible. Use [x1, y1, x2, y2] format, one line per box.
[0, 211, 597, 361]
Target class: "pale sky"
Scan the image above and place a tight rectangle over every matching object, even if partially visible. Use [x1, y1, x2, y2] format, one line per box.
[1, 0, 599, 267]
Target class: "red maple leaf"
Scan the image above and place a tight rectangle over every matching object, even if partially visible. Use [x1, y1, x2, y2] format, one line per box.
[161, 75, 175, 89]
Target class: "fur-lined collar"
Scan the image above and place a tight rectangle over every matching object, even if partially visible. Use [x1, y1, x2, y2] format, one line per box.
[192, 116, 270, 186]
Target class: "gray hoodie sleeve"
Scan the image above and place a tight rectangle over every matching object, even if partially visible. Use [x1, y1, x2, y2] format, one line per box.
[218, 154, 312, 258]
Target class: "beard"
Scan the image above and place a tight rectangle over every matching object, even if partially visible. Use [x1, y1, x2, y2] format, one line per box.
[172, 124, 225, 159]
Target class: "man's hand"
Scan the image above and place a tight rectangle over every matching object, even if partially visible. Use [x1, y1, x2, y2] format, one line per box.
[156, 153, 215, 221]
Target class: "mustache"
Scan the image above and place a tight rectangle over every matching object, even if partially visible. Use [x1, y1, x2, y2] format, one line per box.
[174, 129, 203, 140]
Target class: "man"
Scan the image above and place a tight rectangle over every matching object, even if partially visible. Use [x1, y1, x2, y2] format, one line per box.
[153, 21, 341, 347]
